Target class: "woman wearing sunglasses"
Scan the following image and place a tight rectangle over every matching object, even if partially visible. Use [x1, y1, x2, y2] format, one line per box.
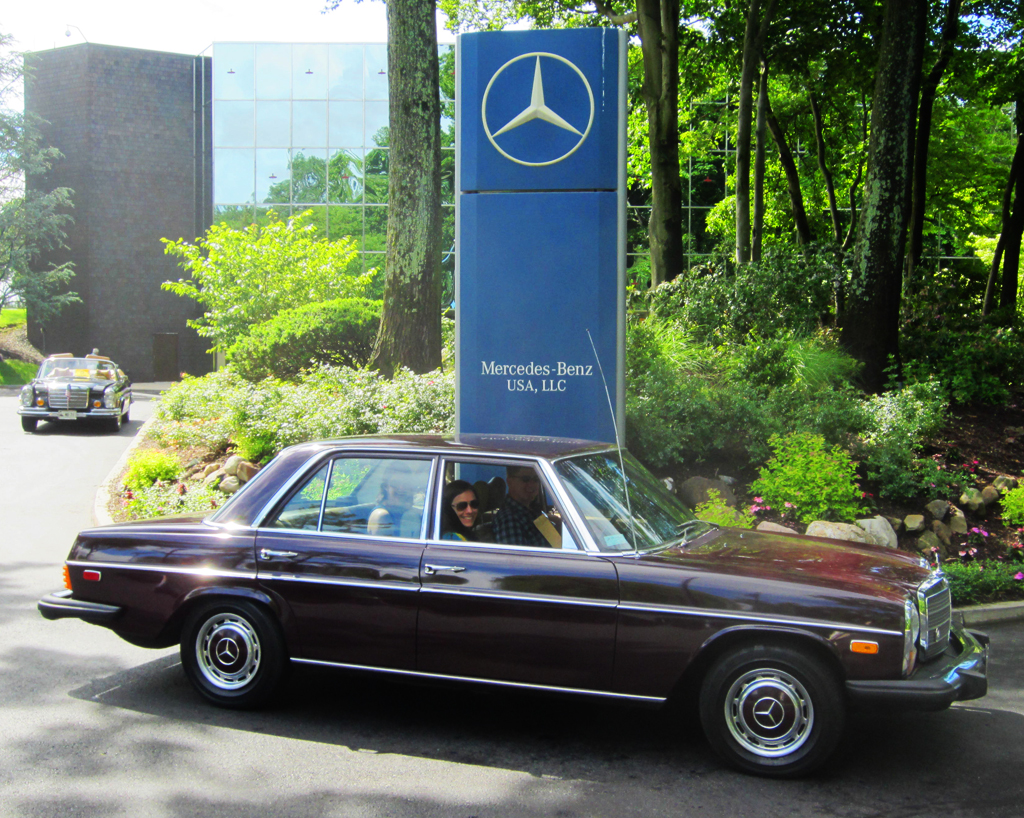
[440, 479, 481, 541]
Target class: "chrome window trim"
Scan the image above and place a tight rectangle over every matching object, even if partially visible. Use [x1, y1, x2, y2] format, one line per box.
[67, 560, 255, 580]
[419, 586, 617, 608]
[617, 602, 903, 637]
[254, 525, 430, 546]
[424, 537, 602, 556]
[289, 658, 666, 703]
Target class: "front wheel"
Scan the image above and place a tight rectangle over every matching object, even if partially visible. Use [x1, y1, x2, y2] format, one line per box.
[180, 600, 286, 709]
[699, 644, 845, 777]
[21, 416, 38, 433]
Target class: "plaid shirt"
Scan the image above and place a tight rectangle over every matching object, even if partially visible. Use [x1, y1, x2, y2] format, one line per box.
[493, 497, 548, 547]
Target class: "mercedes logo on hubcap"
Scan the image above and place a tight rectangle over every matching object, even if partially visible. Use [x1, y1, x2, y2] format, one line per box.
[216, 638, 240, 665]
[481, 52, 595, 167]
[752, 697, 784, 729]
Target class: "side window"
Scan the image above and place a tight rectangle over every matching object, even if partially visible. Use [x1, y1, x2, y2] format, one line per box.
[268, 457, 432, 538]
[437, 460, 566, 549]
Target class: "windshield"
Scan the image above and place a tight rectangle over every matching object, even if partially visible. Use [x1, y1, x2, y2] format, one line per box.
[38, 358, 117, 381]
[554, 451, 711, 553]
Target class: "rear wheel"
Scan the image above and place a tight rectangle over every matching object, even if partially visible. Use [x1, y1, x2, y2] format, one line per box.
[180, 599, 286, 709]
[699, 644, 845, 777]
[21, 416, 37, 433]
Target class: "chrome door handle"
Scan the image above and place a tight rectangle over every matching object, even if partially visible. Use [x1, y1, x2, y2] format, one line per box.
[423, 564, 466, 575]
[259, 548, 298, 560]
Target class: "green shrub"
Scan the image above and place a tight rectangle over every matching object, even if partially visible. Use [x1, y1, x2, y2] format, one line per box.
[943, 560, 1024, 606]
[151, 369, 246, 451]
[227, 298, 382, 381]
[694, 489, 755, 529]
[1002, 485, 1024, 526]
[124, 450, 182, 490]
[749, 432, 865, 523]
[0, 358, 37, 385]
[124, 482, 223, 521]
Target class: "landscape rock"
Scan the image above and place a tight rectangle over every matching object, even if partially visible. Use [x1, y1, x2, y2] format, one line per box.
[925, 499, 949, 521]
[201, 463, 220, 479]
[981, 485, 1001, 506]
[930, 520, 952, 547]
[857, 516, 898, 549]
[805, 521, 874, 545]
[948, 505, 968, 535]
[219, 476, 242, 494]
[886, 516, 904, 534]
[203, 468, 226, 488]
[959, 488, 985, 513]
[717, 474, 738, 486]
[917, 530, 942, 553]
[237, 461, 260, 483]
[678, 477, 738, 509]
[904, 514, 926, 533]
[223, 455, 244, 477]
[993, 475, 1018, 492]
[756, 521, 799, 535]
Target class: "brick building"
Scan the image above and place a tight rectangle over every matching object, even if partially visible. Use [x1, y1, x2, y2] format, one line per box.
[24, 43, 213, 381]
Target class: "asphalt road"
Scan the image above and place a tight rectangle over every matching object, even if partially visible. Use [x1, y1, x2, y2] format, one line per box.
[1, 393, 1023, 818]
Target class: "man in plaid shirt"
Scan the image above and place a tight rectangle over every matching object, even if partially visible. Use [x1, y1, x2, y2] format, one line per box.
[493, 465, 548, 547]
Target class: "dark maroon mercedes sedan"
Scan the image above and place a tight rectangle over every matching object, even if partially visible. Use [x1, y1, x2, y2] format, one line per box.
[39, 435, 988, 777]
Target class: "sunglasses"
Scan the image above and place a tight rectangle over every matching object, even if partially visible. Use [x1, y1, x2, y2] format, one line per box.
[452, 499, 480, 512]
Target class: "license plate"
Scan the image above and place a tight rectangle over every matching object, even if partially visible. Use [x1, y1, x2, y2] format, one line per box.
[58, 410, 77, 420]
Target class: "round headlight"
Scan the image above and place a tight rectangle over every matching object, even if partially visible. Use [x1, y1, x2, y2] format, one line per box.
[903, 598, 920, 676]
[103, 385, 117, 409]
[20, 386, 33, 407]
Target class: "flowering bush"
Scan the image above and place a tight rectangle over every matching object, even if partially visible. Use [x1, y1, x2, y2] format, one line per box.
[943, 560, 1024, 605]
[123, 481, 223, 521]
[123, 450, 182, 490]
[695, 489, 755, 529]
[749, 432, 864, 523]
[1001, 485, 1024, 526]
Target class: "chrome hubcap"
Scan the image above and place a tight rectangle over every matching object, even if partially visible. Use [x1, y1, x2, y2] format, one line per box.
[725, 668, 813, 757]
[195, 613, 260, 690]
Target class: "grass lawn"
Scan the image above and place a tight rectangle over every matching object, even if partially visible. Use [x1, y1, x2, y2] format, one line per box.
[0, 309, 26, 328]
[0, 358, 36, 385]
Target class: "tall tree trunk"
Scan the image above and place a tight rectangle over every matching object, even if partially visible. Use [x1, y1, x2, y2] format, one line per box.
[735, 0, 778, 263]
[764, 85, 813, 246]
[983, 134, 1023, 315]
[753, 61, 768, 261]
[370, 0, 442, 377]
[1000, 160, 1023, 312]
[906, 0, 962, 278]
[841, 0, 926, 393]
[636, 0, 683, 286]
[809, 91, 842, 243]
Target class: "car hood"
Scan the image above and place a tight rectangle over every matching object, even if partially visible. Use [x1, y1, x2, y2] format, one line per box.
[37, 376, 114, 388]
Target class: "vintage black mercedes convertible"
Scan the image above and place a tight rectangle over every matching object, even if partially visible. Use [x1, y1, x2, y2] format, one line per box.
[38, 435, 989, 776]
[18, 353, 132, 432]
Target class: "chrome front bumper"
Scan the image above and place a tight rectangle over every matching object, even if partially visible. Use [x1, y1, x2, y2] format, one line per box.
[18, 407, 121, 420]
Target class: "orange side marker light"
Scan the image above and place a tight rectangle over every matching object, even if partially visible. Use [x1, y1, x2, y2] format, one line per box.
[62, 564, 72, 590]
[851, 640, 879, 655]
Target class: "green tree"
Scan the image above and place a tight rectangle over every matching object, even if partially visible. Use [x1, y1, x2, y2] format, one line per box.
[161, 210, 372, 350]
[0, 32, 78, 321]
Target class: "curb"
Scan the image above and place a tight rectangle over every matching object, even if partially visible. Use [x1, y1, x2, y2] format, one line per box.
[93, 412, 161, 527]
[955, 600, 1024, 627]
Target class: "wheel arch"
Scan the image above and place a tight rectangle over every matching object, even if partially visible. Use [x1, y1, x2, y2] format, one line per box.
[159, 585, 288, 648]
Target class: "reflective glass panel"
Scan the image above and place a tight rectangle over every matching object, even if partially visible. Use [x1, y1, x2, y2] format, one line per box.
[328, 149, 364, 204]
[364, 206, 387, 252]
[256, 44, 292, 99]
[441, 147, 455, 205]
[328, 206, 363, 248]
[300, 205, 328, 235]
[364, 44, 389, 99]
[365, 100, 389, 147]
[291, 149, 328, 204]
[255, 205, 286, 227]
[364, 148, 388, 204]
[256, 148, 291, 204]
[269, 464, 329, 530]
[214, 44, 255, 100]
[438, 45, 455, 101]
[329, 45, 364, 99]
[329, 101, 364, 148]
[293, 101, 328, 148]
[214, 148, 255, 203]
[214, 101, 254, 148]
[292, 44, 328, 99]
[213, 204, 254, 230]
[256, 101, 291, 147]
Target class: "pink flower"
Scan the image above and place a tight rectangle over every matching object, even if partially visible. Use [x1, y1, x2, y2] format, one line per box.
[959, 550, 966, 557]
[753, 497, 763, 503]
[1016, 572, 1024, 581]
[784, 502, 794, 508]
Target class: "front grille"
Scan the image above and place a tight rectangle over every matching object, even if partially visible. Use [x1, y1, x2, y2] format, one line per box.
[918, 575, 951, 661]
[47, 384, 90, 410]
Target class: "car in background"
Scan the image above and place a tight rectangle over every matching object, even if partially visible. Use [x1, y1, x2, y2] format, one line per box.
[18, 353, 132, 433]
[37, 435, 988, 776]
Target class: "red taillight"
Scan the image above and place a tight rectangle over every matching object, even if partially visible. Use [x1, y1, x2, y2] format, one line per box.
[82, 570, 102, 582]
[62, 564, 71, 590]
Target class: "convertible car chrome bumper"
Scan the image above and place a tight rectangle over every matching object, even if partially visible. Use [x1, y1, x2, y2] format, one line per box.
[845, 625, 988, 711]
[18, 407, 122, 419]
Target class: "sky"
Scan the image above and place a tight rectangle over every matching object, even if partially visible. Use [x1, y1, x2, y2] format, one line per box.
[3, 0, 454, 58]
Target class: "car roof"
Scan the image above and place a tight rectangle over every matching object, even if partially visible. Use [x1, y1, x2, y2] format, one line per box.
[280, 434, 616, 460]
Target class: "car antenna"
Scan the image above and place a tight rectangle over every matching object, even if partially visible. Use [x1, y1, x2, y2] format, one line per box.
[586, 328, 638, 552]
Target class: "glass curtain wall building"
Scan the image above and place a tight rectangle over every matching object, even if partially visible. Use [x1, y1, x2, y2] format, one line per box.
[211, 42, 455, 280]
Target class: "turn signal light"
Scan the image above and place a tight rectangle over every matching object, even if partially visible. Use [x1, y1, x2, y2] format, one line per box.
[36, 397, 45, 406]
[93, 400, 102, 408]
[851, 640, 879, 655]
[62, 564, 71, 590]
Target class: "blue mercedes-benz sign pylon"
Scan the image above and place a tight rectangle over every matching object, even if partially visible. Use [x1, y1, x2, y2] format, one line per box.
[456, 28, 626, 442]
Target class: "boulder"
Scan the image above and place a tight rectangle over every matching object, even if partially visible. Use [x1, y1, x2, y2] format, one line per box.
[201, 463, 220, 479]
[948, 505, 968, 535]
[203, 468, 226, 488]
[993, 475, 1019, 492]
[678, 477, 738, 509]
[886, 516, 904, 534]
[904, 514, 926, 533]
[917, 530, 942, 553]
[930, 520, 952, 547]
[959, 488, 985, 514]
[756, 521, 799, 535]
[981, 485, 1001, 506]
[925, 499, 949, 521]
[857, 516, 898, 549]
[805, 521, 874, 545]
[219, 476, 242, 495]
[236, 461, 260, 483]
[223, 455, 244, 477]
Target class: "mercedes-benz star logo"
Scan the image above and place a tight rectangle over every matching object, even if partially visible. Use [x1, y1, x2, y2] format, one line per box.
[216, 638, 239, 664]
[482, 52, 594, 167]
[752, 697, 784, 729]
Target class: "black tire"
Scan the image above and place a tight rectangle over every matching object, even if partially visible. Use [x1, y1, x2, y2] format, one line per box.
[21, 416, 38, 433]
[699, 644, 845, 777]
[180, 599, 287, 709]
[109, 409, 122, 433]
[122, 400, 130, 424]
